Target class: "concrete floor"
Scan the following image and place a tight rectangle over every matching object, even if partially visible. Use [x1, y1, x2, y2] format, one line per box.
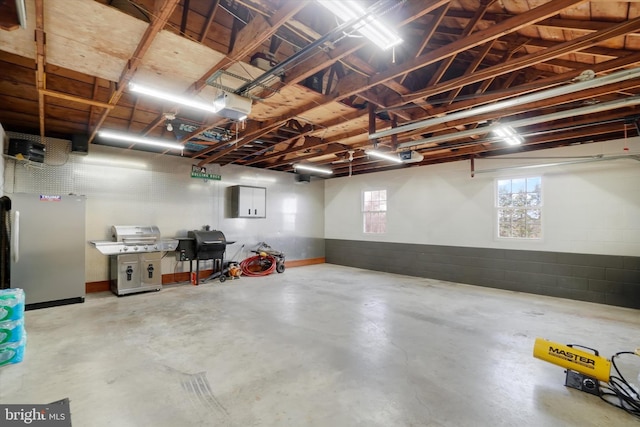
[1, 264, 639, 426]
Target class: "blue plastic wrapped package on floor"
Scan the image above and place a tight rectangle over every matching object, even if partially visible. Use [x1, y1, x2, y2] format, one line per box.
[0, 318, 24, 344]
[0, 288, 25, 321]
[0, 333, 26, 367]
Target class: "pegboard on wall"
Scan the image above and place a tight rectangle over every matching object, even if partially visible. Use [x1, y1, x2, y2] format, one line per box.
[3, 133, 220, 210]
[4, 132, 74, 195]
[5, 132, 71, 166]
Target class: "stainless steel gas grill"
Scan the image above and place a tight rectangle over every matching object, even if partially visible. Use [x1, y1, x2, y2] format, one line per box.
[91, 225, 178, 296]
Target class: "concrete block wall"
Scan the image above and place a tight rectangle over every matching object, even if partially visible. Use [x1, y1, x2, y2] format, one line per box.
[325, 239, 640, 309]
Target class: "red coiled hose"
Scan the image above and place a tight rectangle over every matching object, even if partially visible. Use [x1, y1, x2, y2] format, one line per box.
[240, 254, 277, 277]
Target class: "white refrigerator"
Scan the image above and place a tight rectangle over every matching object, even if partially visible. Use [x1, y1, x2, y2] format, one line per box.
[10, 193, 86, 309]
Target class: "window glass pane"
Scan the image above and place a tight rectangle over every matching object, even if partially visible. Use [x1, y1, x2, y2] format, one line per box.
[527, 177, 541, 193]
[374, 212, 386, 233]
[363, 190, 387, 234]
[498, 192, 511, 207]
[364, 212, 387, 233]
[496, 177, 542, 239]
[526, 192, 540, 207]
[511, 209, 526, 237]
[497, 180, 511, 195]
[498, 209, 511, 237]
[527, 209, 541, 221]
[364, 190, 387, 212]
[511, 178, 526, 194]
[512, 192, 526, 207]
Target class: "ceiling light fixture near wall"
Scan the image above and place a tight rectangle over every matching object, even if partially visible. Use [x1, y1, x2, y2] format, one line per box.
[493, 125, 523, 146]
[294, 164, 333, 175]
[98, 130, 184, 151]
[317, 0, 402, 50]
[365, 149, 403, 163]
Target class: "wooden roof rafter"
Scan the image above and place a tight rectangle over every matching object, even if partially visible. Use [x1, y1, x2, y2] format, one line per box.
[198, 1, 458, 164]
[88, 0, 182, 143]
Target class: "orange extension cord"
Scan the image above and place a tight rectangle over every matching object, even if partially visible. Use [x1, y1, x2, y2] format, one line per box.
[240, 254, 277, 277]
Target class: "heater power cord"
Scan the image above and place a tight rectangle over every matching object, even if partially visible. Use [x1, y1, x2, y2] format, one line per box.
[599, 351, 640, 418]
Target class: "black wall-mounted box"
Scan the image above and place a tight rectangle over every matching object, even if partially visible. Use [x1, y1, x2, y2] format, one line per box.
[71, 134, 89, 154]
[7, 139, 45, 163]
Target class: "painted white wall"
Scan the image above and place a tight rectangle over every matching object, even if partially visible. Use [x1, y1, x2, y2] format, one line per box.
[325, 137, 640, 256]
[0, 124, 5, 192]
[3, 137, 324, 282]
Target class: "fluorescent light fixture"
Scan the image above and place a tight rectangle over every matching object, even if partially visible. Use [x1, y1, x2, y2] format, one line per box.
[365, 149, 403, 163]
[16, 0, 27, 29]
[240, 175, 277, 183]
[80, 156, 148, 169]
[317, 0, 402, 50]
[98, 130, 184, 151]
[129, 83, 219, 114]
[294, 164, 333, 175]
[493, 125, 523, 146]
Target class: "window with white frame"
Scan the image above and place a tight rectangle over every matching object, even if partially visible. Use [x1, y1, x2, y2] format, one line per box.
[496, 177, 542, 239]
[363, 189, 387, 233]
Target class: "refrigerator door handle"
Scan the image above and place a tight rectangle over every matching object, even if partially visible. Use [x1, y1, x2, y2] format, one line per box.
[12, 211, 19, 263]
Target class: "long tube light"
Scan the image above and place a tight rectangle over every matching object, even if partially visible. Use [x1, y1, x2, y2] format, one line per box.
[80, 156, 148, 169]
[398, 95, 640, 150]
[98, 130, 184, 151]
[474, 154, 640, 175]
[294, 164, 333, 175]
[129, 83, 219, 114]
[317, 1, 402, 50]
[365, 149, 403, 163]
[16, 0, 27, 29]
[370, 66, 640, 140]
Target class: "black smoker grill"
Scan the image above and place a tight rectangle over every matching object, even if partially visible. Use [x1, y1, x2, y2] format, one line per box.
[176, 229, 233, 283]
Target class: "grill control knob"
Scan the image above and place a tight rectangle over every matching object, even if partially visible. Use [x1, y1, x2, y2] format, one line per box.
[154, 245, 158, 250]
[123, 247, 128, 252]
[134, 246, 138, 251]
[144, 245, 148, 251]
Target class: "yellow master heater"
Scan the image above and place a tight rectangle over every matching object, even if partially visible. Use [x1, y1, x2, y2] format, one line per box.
[534, 338, 640, 418]
[534, 338, 611, 382]
[533, 337, 611, 396]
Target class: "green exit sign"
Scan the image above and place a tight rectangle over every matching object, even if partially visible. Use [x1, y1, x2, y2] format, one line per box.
[191, 165, 221, 180]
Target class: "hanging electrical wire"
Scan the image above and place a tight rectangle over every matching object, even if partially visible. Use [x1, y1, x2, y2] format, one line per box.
[600, 351, 640, 418]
